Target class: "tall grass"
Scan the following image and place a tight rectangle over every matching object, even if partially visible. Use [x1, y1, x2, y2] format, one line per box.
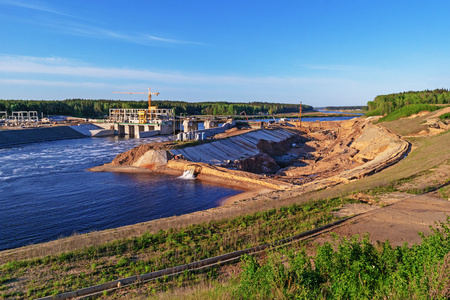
[378, 104, 440, 122]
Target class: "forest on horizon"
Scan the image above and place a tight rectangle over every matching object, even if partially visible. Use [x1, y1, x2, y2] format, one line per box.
[366, 88, 450, 115]
[0, 99, 312, 118]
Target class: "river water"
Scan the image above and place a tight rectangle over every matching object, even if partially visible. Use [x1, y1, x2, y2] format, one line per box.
[0, 136, 241, 251]
[0, 116, 357, 251]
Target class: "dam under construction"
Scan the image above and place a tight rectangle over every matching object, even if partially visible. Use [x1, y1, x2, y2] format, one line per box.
[4, 107, 450, 300]
[0, 115, 378, 251]
[97, 117, 409, 196]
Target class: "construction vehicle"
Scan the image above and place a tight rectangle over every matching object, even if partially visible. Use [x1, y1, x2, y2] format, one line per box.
[240, 111, 249, 122]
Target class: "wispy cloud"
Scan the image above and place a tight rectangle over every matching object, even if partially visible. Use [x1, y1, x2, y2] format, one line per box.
[55, 22, 203, 45]
[0, 55, 388, 104]
[0, 0, 71, 17]
[0, 0, 202, 46]
[0, 78, 109, 88]
[302, 64, 376, 72]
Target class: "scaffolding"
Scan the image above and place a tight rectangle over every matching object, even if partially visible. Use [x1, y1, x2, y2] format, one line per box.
[109, 108, 174, 124]
[8, 111, 39, 124]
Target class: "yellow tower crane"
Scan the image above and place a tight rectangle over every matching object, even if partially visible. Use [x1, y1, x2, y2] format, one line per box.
[113, 88, 160, 123]
[113, 88, 159, 110]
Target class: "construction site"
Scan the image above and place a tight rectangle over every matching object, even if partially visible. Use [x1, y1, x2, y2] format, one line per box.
[1, 104, 450, 299]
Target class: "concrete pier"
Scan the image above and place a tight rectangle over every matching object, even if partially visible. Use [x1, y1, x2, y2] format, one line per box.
[114, 121, 173, 138]
[182, 119, 199, 133]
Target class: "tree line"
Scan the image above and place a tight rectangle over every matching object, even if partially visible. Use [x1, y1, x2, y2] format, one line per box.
[367, 89, 450, 115]
[324, 106, 367, 111]
[0, 99, 311, 118]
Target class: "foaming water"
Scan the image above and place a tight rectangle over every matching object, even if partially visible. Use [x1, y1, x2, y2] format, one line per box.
[0, 136, 241, 251]
[179, 169, 196, 180]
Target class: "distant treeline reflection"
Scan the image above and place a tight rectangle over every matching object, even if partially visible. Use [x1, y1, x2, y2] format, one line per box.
[0, 99, 313, 118]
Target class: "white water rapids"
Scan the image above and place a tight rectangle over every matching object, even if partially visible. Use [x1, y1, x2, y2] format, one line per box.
[179, 169, 196, 180]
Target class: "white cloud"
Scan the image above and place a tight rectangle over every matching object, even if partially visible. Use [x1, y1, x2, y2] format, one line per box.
[3, 55, 427, 105]
[302, 64, 378, 73]
[0, 55, 355, 88]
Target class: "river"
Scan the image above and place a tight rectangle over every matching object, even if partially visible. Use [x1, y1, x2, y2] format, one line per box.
[0, 136, 241, 251]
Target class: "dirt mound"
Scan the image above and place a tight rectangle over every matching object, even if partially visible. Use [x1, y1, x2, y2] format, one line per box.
[111, 141, 175, 166]
[109, 118, 409, 194]
[257, 135, 307, 156]
[237, 153, 280, 174]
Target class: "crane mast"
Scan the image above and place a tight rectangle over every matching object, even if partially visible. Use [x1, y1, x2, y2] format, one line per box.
[298, 101, 302, 127]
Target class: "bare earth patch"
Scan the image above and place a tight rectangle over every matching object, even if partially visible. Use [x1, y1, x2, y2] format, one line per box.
[397, 162, 450, 193]
[314, 194, 450, 247]
[331, 203, 378, 218]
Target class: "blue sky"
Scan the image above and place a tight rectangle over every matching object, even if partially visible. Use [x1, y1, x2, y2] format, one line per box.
[0, 0, 449, 106]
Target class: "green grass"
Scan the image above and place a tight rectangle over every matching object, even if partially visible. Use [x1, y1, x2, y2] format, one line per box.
[222, 216, 450, 299]
[364, 108, 382, 117]
[378, 104, 441, 123]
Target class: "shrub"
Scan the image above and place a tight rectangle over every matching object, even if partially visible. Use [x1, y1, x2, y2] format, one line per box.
[439, 112, 450, 120]
[232, 216, 450, 299]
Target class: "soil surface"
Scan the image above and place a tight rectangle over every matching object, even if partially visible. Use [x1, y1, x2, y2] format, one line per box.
[313, 194, 450, 247]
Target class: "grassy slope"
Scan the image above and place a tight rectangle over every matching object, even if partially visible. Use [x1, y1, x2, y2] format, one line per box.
[377, 104, 441, 122]
[0, 198, 355, 299]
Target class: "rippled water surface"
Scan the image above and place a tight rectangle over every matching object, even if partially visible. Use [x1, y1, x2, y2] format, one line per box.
[0, 136, 241, 250]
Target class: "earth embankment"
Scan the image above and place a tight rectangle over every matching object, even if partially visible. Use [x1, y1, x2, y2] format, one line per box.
[95, 118, 410, 204]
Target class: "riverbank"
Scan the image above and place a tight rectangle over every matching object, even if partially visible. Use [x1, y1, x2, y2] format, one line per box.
[0, 126, 87, 148]
[89, 163, 273, 206]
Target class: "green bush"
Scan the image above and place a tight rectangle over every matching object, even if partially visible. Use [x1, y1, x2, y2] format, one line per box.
[439, 112, 450, 120]
[232, 216, 450, 299]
